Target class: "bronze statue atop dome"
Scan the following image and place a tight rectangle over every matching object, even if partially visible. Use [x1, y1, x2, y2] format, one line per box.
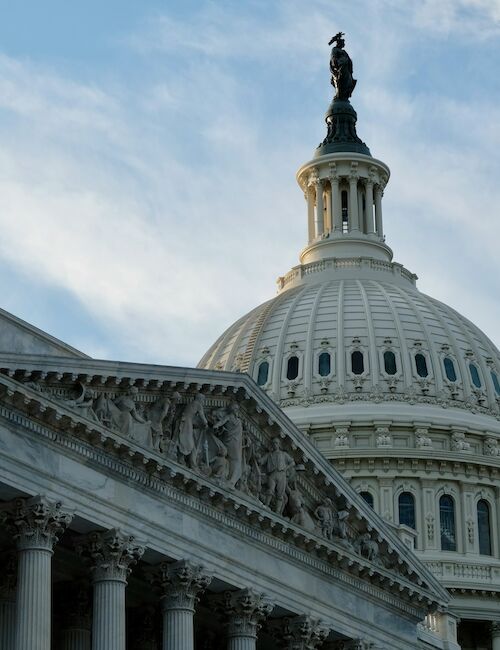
[328, 32, 357, 101]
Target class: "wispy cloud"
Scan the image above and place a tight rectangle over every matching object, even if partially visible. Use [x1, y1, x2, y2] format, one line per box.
[0, 1, 498, 366]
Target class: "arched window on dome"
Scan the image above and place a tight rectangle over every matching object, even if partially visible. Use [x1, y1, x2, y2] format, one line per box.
[318, 352, 331, 377]
[359, 491, 374, 508]
[286, 356, 299, 381]
[443, 357, 457, 382]
[351, 350, 364, 375]
[341, 190, 348, 233]
[257, 361, 269, 386]
[491, 371, 500, 395]
[477, 500, 492, 556]
[415, 353, 429, 378]
[398, 492, 416, 531]
[439, 495, 457, 551]
[469, 363, 482, 388]
[383, 350, 397, 375]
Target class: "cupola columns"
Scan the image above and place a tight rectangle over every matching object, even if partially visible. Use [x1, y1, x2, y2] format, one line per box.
[297, 154, 392, 265]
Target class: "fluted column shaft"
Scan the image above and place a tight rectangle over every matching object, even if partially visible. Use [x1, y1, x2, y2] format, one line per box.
[325, 186, 332, 233]
[492, 622, 500, 650]
[93, 578, 126, 650]
[374, 185, 383, 237]
[0, 599, 16, 650]
[163, 603, 195, 650]
[76, 529, 145, 650]
[330, 177, 342, 232]
[306, 187, 315, 242]
[365, 180, 374, 234]
[2, 496, 73, 650]
[315, 181, 324, 236]
[16, 547, 52, 650]
[60, 628, 91, 650]
[349, 177, 359, 232]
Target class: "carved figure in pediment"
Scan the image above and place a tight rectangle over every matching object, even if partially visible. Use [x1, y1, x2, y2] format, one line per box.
[260, 438, 295, 515]
[287, 477, 315, 532]
[176, 393, 208, 468]
[209, 447, 229, 484]
[315, 499, 335, 540]
[335, 509, 350, 540]
[212, 402, 243, 488]
[147, 392, 181, 452]
[64, 383, 99, 423]
[353, 533, 378, 561]
[93, 388, 152, 445]
[241, 436, 263, 497]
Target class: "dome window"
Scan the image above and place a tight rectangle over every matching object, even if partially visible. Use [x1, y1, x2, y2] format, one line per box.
[351, 350, 364, 375]
[383, 350, 397, 375]
[469, 363, 482, 388]
[341, 190, 348, 233]
[359, 491, 374, 508]
[443, 357, 457, 382]
[257, 361, 269, 386]
[439, 495, 457, 551]
[477, 500, 492, 556]
[415, 353, 428, 378]
[491, 371, 500, 395]
[318, 352, 331, 377]
[398, 492, 416, 531]
[286, 356, 299, 380]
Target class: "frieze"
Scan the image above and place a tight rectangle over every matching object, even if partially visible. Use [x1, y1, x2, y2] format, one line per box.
[0, 362, 447, 612]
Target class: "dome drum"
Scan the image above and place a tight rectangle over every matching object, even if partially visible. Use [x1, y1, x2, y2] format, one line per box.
[297, 153, 391, 264]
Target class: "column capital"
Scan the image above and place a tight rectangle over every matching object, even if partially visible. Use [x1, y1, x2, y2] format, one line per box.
[224, 588, 274, 638]
[0, 551, 16, 601]
[274, 615, 329, 649]
[76, 528, 145, 583]
[492, 621, 500, 636]
[1, 495, 73, 552]
[154, 559, 212, 612]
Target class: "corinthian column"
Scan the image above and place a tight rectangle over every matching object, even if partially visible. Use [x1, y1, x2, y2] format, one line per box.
[224, 589, 273, 650]
[76, 529, 145, 650]
[3, 496, 73, 650]
[0, 553, 17, 650]
[492, 622, 500, 650]
[155, 559, 212, 650]
[274, 615, 330, 650]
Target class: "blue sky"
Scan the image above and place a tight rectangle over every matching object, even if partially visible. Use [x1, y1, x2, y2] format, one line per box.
[0, 0, 499, 365]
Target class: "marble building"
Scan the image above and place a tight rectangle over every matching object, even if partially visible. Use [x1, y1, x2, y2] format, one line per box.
[0, 35, 497, 650]
[199, 34, 500, 650]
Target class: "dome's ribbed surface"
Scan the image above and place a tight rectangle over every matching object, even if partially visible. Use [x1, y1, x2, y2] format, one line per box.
[199, 278, 500, 418]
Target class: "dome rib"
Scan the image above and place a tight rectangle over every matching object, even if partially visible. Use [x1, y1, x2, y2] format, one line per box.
[374, 281, 414, 390]
[391, 284, 444, 395]
[356, 279, 379, 390]
[431, 297, 495, 407]
[304, 282, 329, 395]
[419, 294, 471, 400]
[337, 280, 346, 388]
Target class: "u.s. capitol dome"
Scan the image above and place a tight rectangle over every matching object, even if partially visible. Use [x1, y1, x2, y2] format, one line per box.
[199, 49, 500, 649]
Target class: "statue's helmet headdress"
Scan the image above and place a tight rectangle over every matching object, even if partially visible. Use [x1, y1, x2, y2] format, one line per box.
[328, 31, 345, 47]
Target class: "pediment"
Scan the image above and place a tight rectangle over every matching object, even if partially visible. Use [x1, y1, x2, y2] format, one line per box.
[0, 353, 449, 616]
[0, 307, 86, 358]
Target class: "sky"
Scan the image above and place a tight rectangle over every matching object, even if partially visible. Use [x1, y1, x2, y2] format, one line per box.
[0, 0, 499, 367]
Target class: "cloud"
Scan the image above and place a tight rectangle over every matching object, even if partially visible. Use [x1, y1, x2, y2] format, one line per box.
[0, 1, 498, 368]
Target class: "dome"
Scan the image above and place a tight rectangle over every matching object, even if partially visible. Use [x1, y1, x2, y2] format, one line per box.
[199, 270, 500, 433]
